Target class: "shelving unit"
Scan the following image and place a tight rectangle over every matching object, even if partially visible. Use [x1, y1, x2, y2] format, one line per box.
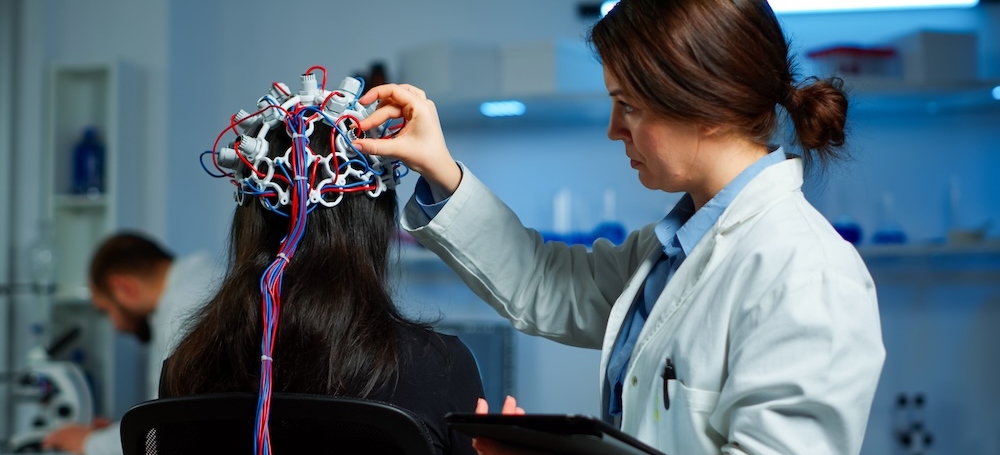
[43, 62, 140, 302]
[434, 78, 1000, 128]
[39, 61, 145, 419]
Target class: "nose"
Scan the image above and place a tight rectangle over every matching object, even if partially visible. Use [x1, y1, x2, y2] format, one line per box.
[606, 112, 627, 143]
[607, 117, 622, 142]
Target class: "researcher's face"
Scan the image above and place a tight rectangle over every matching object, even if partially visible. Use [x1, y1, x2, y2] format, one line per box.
[91, 288, 151, 343]
[604, 67, 703, 194]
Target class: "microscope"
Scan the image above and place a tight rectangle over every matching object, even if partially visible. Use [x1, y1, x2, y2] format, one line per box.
[5, 327, 94, 453]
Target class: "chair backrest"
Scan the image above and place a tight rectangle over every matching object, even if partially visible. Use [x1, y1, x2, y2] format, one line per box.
[120, 392, 437, 455]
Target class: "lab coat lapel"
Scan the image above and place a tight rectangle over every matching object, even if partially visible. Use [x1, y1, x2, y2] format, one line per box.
[634, 227, 718, 358]
[599, 241, 664, 413]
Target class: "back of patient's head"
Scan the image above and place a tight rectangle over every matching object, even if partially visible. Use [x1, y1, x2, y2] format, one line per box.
[229, 122, 398, 285]
[89, 232, 174, 295]
[165, 121, 411, 399]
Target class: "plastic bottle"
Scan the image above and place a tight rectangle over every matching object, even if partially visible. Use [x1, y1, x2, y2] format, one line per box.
[71, 127, 105, 195]
[593, 188, 627, 245]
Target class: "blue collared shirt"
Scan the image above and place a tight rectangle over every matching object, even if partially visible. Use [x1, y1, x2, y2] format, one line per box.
[414, 176, 450, 216]
[607, 148, 787, 416]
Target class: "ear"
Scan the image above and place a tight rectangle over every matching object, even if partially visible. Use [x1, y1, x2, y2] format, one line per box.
[107, 274, 141, 305]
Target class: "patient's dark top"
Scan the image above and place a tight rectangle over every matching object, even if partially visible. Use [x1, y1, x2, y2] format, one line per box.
[159, 324, 484, 455]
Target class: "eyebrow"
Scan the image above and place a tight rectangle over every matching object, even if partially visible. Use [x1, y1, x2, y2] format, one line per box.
[608, 89, 623, 97]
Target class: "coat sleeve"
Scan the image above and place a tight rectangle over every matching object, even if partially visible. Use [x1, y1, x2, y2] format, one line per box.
[402, 163, 656, 348]
[711, 269, 885, 455]
[82, 422, 123, 455]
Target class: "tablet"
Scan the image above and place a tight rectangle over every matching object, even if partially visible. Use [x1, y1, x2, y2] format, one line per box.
[445, 413, 666, 455]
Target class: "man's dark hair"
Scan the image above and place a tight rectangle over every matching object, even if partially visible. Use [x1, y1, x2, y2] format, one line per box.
[88, 232, 175, 294]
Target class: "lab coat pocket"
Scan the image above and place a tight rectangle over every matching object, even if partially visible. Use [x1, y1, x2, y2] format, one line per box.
[654, 375, 725, 455]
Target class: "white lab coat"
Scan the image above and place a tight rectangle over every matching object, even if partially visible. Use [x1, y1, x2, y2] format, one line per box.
[402, 158, 885, 455]
[82, 253, 221, 455]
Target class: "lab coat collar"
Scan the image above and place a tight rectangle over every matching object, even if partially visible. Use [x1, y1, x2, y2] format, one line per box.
[715, 153, 800, 234]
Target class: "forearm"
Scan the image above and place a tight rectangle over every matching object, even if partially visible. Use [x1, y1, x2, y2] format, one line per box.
[402, 165, 625, 348]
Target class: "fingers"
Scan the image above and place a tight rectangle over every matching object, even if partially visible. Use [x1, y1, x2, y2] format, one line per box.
[357, 83, 426, 106]
[472, 437, 492, 454]
[501, 395, 516, 414]
[356, 83, 431, 131]
[474, 438, 547, 455]
[477, 396, 526, 416]
[357, 104, 404, 131]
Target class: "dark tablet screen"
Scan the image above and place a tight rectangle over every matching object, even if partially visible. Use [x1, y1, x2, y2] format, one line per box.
[445, 413, 665, 455]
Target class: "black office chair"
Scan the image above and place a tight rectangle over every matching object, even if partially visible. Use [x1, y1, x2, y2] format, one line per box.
[120, 392, 437, 455]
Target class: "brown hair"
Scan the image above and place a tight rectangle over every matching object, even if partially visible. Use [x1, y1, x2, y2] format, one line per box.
[88, 232, 174, 294]
[589, 0, 848, 167]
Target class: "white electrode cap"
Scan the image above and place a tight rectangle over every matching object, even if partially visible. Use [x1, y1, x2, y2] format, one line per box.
[337, 77, 362, 97]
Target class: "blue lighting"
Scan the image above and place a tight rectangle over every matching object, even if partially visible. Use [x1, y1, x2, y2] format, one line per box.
[768, 0, 978, 13]
[993, 86, 1000, 101]
[600, 1, 618, 17]
[480, 101, 526, 118]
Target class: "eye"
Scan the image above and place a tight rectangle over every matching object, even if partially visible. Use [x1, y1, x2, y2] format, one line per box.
[617, 100, 634, 114]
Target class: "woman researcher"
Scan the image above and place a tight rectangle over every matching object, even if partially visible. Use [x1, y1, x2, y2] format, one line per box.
[353, 0, 885, 453]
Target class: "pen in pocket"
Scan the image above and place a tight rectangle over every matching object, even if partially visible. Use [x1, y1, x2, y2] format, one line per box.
[662, 358, 676, 410]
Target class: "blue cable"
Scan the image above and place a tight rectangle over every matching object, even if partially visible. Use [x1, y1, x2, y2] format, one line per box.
[349, 77, 365, 110]
[199, 151, 229, 178]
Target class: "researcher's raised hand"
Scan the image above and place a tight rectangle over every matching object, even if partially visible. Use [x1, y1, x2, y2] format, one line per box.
[353, 83, 462, 195]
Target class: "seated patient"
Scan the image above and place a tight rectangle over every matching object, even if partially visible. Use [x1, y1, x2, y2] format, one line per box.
[159, 69, 483, 455]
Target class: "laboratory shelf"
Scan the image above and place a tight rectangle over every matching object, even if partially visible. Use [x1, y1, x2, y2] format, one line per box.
[845, 77, 1000, 116]
[53, 194, 108, 210]
[859, 242, 1000, 285]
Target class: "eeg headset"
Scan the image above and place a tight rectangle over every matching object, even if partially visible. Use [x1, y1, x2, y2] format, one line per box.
[201, 66, 406, 455]
[203, 65, 406, 213]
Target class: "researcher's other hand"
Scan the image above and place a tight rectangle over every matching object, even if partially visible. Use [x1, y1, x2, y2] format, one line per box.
[353, 83, 462, 196]
[41, 423, 95, 454]
[472, 396, 551, 455]
[92, 416, 111, 429]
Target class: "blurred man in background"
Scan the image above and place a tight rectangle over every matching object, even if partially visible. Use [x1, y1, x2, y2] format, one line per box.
[42, 232, 221, 454]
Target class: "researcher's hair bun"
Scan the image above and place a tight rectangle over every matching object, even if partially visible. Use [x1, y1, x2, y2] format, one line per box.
[785, 76, 849, 166]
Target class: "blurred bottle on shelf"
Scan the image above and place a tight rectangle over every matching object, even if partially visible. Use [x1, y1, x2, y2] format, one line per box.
[71, 126, 105, 196]
[541, 187, 626, 246]
[833, 214, 863, 245]
[828, 187, 863, 245]
[945, 174, 988, 245]
[593, 188, 626, 245]
[29, 219, 57, 296]
[873, 192, 907, 245]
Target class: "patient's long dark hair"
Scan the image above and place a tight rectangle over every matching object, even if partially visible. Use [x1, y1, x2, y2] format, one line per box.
[164, 121, 421, 398]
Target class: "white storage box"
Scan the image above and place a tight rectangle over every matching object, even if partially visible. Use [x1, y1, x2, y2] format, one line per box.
[891, 30, 978, 83]
[397, 43, 501, 100]
[499, 40, 605, 96]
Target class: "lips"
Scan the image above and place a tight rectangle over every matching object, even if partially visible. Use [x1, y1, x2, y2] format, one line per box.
[630, 159, 641, 169]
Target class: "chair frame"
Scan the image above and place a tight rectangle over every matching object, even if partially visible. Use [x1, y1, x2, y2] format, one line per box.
[120, 392, 436, 455]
